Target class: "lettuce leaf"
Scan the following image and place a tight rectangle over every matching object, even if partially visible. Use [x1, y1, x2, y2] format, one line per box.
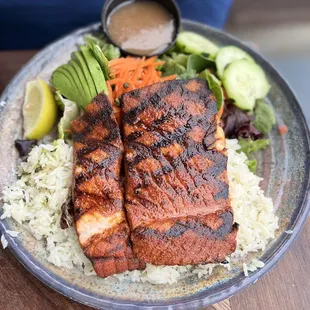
[238, 138, 270, 172]
[254, 100, 276, 134]
[170, 53, 189, 67]
[56, 92, 80, 140]
[161, 54, 187, 77]
[175, 68, 195, 80]
[238, 138, 269, 157]
[245, 159, 257, 173]
[199, 70, 223, 111]
[161, 53, 215, 78]
[84, 34, 120, 60]
[187, 54, 216, 72]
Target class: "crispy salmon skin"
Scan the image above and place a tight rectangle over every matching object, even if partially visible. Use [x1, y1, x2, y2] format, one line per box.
[71, 93, 144, 277]
[122, 78, 238, 265]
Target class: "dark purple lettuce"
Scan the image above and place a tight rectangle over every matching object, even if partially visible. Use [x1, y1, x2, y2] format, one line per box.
[15, 140, 37, 158]
[60, 198, 74, 229]
[221, 102, 263, 140]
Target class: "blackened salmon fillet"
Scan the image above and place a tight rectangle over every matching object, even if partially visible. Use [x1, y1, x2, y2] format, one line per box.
[71, 93, 145, 277]
[122, 78, 238, 265]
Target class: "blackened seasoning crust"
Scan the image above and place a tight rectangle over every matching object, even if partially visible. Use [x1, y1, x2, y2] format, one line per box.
[122, 79, 238, 265]
[71, 93, 145, 278]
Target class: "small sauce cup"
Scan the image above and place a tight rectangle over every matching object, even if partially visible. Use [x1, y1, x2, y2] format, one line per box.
[101, 0, 181, 57]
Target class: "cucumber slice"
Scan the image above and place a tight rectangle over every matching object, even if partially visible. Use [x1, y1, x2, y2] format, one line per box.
[223, 59, 270, 111]
[176, 31, 219, 58]
[216, 46, 254, 79]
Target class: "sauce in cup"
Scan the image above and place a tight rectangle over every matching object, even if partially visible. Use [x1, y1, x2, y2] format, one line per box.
[106, 1, 176, 56]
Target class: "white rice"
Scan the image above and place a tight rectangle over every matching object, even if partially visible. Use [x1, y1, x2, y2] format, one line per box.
[1, 140, 93, 274]
[1, 234, 8, 249]
[285, 230, 293, 234]
[1, 139, 279, 284]
[6, 230, 20, 237]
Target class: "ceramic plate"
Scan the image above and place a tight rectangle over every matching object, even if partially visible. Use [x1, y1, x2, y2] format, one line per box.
[0, 20, 309, 309]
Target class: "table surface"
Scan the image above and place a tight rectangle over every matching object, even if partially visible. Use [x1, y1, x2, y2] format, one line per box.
[0, 51, 309, 310]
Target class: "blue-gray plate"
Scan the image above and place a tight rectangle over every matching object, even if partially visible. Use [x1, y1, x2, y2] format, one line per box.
[0, 20, 309, 309]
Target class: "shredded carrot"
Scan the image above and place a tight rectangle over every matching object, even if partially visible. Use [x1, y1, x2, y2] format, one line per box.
[218, 104, 224, 119]
[160, 74, 177, 82]
[149, 61, 165, 67]
[107, 78, 125, 85]
[107, 56, 176, 102]
[106, 80, 113, 103]
[278, 124, 288, 135]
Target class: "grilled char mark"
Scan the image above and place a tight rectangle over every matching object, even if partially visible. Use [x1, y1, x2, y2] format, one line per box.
[71, 93, 144, 277]
[82, 221, 131, 258]
[136, 212, 234, 240]
[73, 194, 124, 221]
[131, 211, 238, 266]
[122, 79, 230, 228]
[71, 95, 123, 215]
[92, 257, 145, 278]
[122, 79, 237, 265]
[126, 144, 228, 200]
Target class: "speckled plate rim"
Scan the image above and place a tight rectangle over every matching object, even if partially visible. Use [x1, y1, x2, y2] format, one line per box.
[0, 20, 310, 310]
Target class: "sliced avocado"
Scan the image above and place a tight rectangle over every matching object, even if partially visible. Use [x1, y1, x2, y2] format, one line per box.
[88, 42, 109, 80]
[56, 66, 81, 103]
[72, 51, 97, 101]
[51, 67, 79, 104]
[62, 63, 87, 107]
[80, 45, 108, 95]
[69, 59, 92, 106]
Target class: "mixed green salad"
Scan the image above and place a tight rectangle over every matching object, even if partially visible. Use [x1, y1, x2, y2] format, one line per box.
[21, 30, 281, 173]
[161, 32, 276, 171]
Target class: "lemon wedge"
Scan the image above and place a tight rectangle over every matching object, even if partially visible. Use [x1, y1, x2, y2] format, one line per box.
[23, 80, 57, 139]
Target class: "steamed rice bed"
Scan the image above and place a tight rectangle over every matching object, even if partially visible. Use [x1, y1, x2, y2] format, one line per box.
[1, 139, 278, 284]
